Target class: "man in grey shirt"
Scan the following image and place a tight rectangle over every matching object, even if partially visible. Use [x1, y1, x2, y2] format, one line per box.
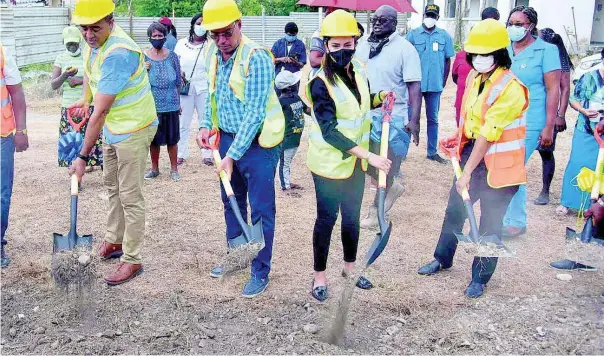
[355, 5, 422, 229]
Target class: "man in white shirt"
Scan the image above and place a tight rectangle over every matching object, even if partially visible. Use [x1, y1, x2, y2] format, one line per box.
[1, 43, 28, 268]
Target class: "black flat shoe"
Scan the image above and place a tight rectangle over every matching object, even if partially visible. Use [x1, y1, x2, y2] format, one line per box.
[311, 281, 328, 302]
[341, 270, 373, 290]
[355, 275, 373, 290]
[418, 260, 444, 275]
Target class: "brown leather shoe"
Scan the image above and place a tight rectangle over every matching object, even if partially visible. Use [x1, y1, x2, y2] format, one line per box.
[104, 262, 143, 286]
[97, 241, 123, 260]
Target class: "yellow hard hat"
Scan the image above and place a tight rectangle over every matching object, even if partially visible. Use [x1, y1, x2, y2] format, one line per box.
[62, 26, 82, 45]
[320, 9, 359, 37]
[71, 0, 115, 25]
[464, 19, 510, 54]
[201, 0, 242, 31]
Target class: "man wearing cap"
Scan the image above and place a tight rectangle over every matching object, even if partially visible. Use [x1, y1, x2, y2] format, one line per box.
[406, 4, 455, 164]
[159, 16, 177, 52]
[271, 22, 307, 76]
[68, 0, 158, 285]
[196, 0, 284, 298]
[355, 4, 422, 229]
[1, 42, 28, 268]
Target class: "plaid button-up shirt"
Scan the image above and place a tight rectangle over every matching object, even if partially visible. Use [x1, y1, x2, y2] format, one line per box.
[202, 47, 274, 160]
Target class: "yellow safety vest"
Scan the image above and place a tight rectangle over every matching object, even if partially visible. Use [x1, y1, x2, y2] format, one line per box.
[206, 35, 284, 148]
[83, 24, 156, 135]
[458, 69, 529, 188]
[306, 59, 371, 179]
[0, 43, 16, 137]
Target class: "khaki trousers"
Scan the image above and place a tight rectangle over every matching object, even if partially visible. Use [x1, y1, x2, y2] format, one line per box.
[103, 125, 156, 264]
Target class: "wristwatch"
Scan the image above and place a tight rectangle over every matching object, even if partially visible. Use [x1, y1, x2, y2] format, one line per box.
[16, 129, 27, 135]
[77, 153, 90, 162]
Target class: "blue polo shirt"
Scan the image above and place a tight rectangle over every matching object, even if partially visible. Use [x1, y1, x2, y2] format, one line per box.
[406, 26, 455, 93]
[507, 37, 561, 131]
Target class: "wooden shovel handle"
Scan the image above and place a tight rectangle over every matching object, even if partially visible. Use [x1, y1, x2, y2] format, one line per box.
[70, 174, 79, 196]
[451, 156, 470, 201]
[378, 121, 390, 188]
[212, 149, 235, 197]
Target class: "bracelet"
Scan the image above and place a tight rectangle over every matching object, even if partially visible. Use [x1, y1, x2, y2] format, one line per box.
[364, 151, 372, 160]
[598, 199, 604, 207]
[16, 129, 27, 135]
[77, 153, 90, 163]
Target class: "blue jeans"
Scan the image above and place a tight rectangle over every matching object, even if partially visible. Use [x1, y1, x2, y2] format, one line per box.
[410, 92, 442, 156]
[503, 129, 542, 228]
[219, 132, 279, 279]
[1, 135, 15, 248]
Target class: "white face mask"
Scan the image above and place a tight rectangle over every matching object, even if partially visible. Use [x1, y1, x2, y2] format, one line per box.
[423, 17, 437, 29]
[472, 55, 496, 73]
[68, 47, 81, 57]
[194, 25, 207, 37]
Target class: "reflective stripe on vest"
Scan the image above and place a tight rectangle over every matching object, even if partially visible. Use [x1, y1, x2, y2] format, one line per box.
[458, 69, 528, 188]
[306, 59, 371, 180]
[206, 35, 284, 148]
[0, 43, 16, 137]
[83, 25, 157, 135]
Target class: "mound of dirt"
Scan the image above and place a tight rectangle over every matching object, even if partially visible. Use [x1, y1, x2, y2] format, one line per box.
[219, 242, 264, 278]
[50, 249, 98, 293]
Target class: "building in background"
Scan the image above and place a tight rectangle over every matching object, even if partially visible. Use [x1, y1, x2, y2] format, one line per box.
[408, 0, 604, 53]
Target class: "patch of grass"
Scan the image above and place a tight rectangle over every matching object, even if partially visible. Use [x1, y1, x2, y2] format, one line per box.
[20, 62, 53, 75]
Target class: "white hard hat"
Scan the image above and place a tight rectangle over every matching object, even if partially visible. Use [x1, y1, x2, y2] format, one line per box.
[275, 70, 301, 90]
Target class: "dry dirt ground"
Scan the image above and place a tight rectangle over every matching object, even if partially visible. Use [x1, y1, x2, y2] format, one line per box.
[1, 81, 604, 355]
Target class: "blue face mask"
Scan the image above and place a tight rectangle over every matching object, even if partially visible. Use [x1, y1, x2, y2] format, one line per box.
[284, 34, 297, 42]
[507, 25, 528, 42]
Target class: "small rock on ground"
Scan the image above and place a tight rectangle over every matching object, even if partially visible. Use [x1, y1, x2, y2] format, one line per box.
[303, 324, 319, 334]
[556, 274, 572, 281]
[9, 328, 17, 337]
[386, 325, 400, 336]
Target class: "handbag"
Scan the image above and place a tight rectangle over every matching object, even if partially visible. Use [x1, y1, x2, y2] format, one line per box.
[180, 43, 203, 96]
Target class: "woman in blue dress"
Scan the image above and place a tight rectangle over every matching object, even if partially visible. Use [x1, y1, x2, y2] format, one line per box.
[501, 6, 561, 238]
[558, 48, 604, 215]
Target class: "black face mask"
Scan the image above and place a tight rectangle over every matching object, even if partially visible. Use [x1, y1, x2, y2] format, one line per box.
[329, 48, 355, 68]
[150, 38, 166, 50]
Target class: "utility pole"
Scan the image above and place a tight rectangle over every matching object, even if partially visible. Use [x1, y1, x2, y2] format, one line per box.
[454, 0, 464, 45]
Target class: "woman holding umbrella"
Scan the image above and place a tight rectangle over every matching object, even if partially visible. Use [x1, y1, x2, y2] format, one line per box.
[306, 9, 391, 302]
[417, 19, 529, 298]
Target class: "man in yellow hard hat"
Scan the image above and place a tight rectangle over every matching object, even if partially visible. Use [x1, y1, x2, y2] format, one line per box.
[68, 0, 158, 286]
[197, 0, 284, 298]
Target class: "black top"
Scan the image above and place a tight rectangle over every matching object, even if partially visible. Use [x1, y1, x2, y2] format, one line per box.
[310, 66, 374, 159]
[279, 93, 308, 150]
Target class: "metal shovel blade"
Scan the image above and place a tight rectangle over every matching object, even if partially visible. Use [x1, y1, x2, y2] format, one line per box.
[365, 188, 392, 266]
[566, 225, 604, 247]
[225, 196, 265, 250]
[455, 232, 516, 257]
[53, 193, 93, 253]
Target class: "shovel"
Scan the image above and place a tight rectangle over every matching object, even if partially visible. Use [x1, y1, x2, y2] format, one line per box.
[365, 92, 396, 266]
[53, 175, 93, 253]
[566, 131, 604, 246]
[202, 129, 264, 250]
[440, 141, 515, 258]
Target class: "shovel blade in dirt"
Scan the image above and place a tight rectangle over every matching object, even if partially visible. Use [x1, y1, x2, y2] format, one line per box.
[365, 188, 392, 266]
[53, 175, 93, 253]
[455, 232, 516, 258]
[566, 226, 604, 247]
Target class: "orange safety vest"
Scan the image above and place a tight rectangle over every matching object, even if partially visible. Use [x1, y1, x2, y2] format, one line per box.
[0, 44, 16, 137]
[458, 69, 529, 188]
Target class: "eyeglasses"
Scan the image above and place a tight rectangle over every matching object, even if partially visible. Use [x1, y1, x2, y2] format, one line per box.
[371, 16, 395, 25]
[210, 26, 236, 40]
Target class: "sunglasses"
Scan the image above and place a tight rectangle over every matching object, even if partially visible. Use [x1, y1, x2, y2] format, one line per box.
[371, 16, 395, 25]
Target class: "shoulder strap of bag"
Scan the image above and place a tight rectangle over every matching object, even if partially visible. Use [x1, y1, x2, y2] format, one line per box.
[188, 42, 204, 81]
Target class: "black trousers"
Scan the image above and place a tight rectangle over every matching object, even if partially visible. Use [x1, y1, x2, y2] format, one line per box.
[434, 143, 518, 284]
[312, 162, 365, 272]
[367, 139, 403, 206]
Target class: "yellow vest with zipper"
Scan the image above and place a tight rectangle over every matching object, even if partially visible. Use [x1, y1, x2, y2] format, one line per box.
[83, 24, 156, 135]
[306, 59, 371, 179]
[206, 35, 284, 148]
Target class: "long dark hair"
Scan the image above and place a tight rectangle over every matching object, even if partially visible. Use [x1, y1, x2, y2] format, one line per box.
[167, 24, 177, 38]
[189, 13, 206, 42]
[540, 28, 574, 71]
